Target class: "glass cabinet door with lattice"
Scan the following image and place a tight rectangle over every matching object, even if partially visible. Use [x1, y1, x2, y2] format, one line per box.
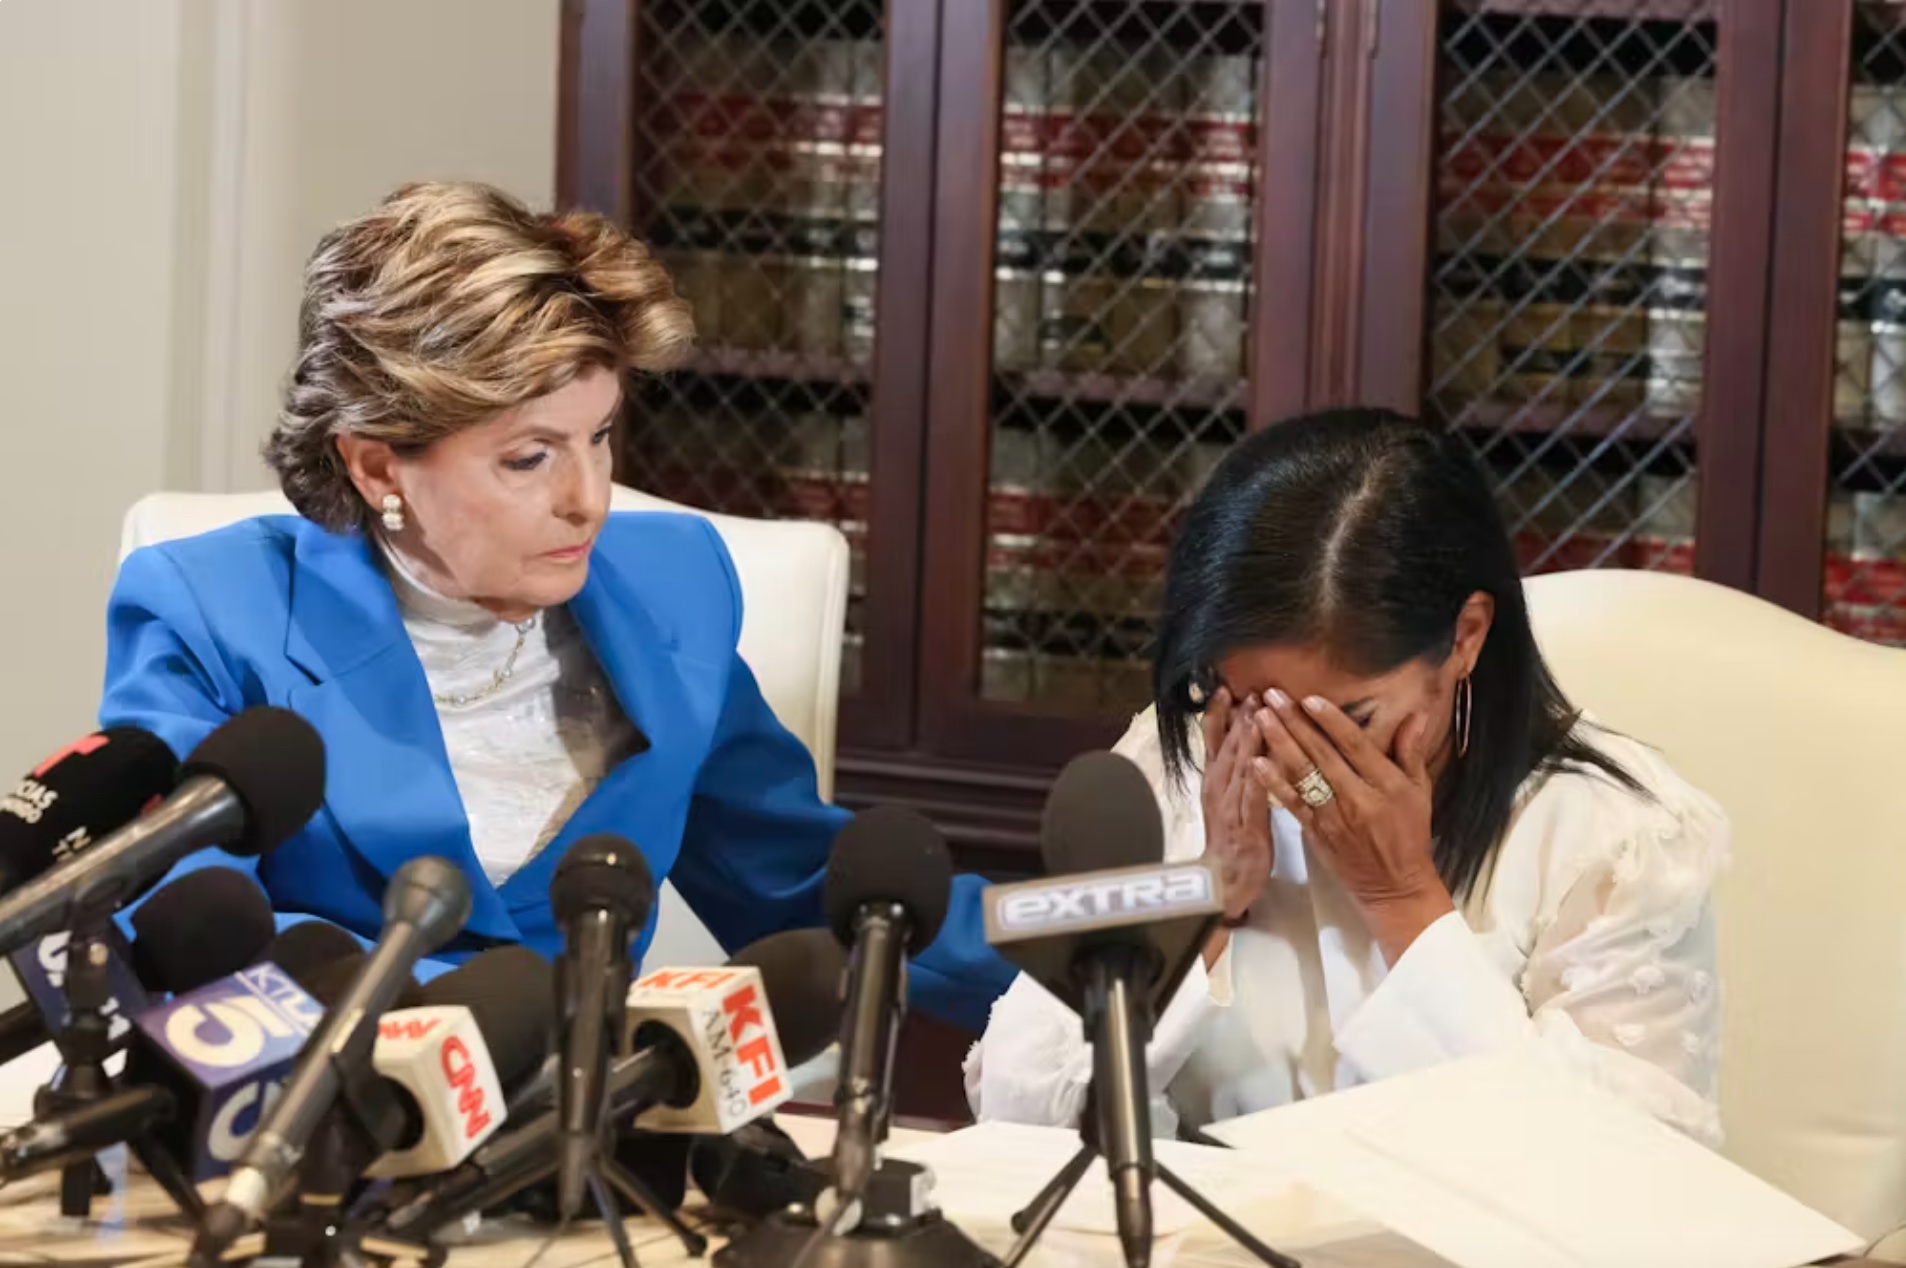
[1762, 1, 1906, 648]
[1360, 0, 1781, 594]
[917, 0, 1322, 765]
[612, 0, 937, 750]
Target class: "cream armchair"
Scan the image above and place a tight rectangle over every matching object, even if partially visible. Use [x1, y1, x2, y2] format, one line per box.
[117, 486, 851, 970]
[1526, 569, 1906, 1244]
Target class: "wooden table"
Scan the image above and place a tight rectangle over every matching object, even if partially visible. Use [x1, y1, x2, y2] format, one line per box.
[0, 1118, 1875, 1268]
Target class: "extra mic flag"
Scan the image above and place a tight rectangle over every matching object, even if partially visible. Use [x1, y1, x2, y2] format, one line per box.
[981, 859, 1223, 1016]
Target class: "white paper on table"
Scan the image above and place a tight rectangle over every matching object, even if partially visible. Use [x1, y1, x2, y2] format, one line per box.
[885, 1120, 1370, 1243]
[0, 1043, 60, 1128]
[1206, 1046, 1863, 1268]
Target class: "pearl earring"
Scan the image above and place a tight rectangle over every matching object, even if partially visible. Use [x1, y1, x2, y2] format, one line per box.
[380, 494, 406, 533]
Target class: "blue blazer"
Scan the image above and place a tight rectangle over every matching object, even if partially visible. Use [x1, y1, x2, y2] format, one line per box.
[99, 511, 1012, 1032]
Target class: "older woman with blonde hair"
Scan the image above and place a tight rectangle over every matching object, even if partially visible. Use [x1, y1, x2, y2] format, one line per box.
[99, 181, 1011, 1024]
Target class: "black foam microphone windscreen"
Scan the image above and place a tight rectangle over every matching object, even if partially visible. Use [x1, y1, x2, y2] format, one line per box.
[822, 807, 953, 955]
[726, 927, 848, 1066]
[259, 922, 366, 986]
[417, 945, 555, 1094]
[179, 709, 326, 857]
[292, 950, 427, 1013]
[1039, 750, 1167, 875]
[128, 868, 276, 994]
[0, 728, 178, 894]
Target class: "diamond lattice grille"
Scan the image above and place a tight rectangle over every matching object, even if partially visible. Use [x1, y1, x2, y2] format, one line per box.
[1826, 6, 1906, 646]
[1431, 13, 1717, 580]
[623, 0, 886, 690]
[982, 2, 1261, 713]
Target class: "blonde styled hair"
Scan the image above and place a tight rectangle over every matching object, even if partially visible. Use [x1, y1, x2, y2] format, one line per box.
[264, 181, 694, 532]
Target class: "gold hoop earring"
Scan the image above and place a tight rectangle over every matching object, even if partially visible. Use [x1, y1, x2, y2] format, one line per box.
[1454, 675, 1472, 758]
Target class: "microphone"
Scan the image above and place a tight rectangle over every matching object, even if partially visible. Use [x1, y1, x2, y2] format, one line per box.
[9, 923, 367, 1201]
[262, 921, 382, 998]
[687, 929, 848, 1218]
[0, 871, 279, 1187]
[128, 868, 279, 994]
[0, 867, 276, 1067]
[0, 708, 325, 956]
[550, 835, 655, 1220]
[363, 946, 554, 1179]
[821, 807, 952, 1217]
[983, 752, 1224, 1268]
[124, 949, 329, 1183]
[0, 726, 178, 894]
[378, 929, 844, 1244]
[620, 963, 794, 1134]
[193, 856, 471, 1262]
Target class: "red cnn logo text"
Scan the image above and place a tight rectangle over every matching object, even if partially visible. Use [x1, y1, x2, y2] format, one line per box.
[441, 1037, 491, 1139]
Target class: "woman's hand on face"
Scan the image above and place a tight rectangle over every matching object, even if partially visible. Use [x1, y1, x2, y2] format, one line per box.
[1199, 687, 1274, 926]
[1251, 692, 1454, 962]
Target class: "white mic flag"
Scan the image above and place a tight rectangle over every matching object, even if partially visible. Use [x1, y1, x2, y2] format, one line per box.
[363, 1005, 504, 1179]
[623, 966, 792, 1134]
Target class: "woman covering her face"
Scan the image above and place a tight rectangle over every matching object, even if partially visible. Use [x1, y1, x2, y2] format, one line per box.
[966, 409, 1727, 1144]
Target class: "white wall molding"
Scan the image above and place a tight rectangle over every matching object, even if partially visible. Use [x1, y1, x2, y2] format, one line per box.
[195, 0, 254, 493]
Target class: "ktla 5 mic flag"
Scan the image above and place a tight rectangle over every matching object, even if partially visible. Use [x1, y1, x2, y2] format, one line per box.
[130, 962, 324, 1180]
[625, 965, 791, 1133]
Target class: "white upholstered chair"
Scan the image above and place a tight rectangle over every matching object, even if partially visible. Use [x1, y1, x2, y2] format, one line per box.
[1526, 569, 1906, 1244]
[116, 486, 852, 971]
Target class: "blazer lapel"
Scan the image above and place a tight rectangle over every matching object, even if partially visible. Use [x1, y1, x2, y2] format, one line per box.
[280, 527, 521, 941]
[497, 549, 729, 924]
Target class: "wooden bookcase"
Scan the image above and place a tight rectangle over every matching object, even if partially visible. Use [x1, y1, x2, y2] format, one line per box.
[559, 0, 1906, 872]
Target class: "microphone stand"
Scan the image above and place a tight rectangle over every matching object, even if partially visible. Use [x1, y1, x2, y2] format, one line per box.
[1006, 1075, 1303, 1266]
[373, 1096, 708, 1264]
[33, 912, 202, 1221]
[234, 1064, 432, 1268]
[713, 1152, 998, 1268]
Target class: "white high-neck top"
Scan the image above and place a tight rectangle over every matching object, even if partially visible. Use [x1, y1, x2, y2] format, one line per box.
[376, 537, 641, 886]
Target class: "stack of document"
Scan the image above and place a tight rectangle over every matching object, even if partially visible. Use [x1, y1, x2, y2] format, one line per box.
[892, 1047, 1863, 1268]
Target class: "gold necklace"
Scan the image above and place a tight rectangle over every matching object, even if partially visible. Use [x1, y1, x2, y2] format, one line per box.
[434, 615, 538, 708]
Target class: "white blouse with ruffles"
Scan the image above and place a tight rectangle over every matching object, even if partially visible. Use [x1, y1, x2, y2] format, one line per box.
[964, 709, 1730, 1145]
[376, 538, 640, 887]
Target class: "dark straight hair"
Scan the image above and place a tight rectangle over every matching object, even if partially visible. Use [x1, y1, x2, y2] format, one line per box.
[1152, 408, 1638, 900]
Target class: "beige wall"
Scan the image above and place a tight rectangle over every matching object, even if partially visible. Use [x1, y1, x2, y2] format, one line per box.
[0, 0, 560, 774]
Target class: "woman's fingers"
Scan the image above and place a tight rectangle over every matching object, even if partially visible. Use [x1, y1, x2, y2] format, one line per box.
[1201, 685, 1233, 764]
[1395, 712, 1433, 785]
[1253, 699, 1318, 787]
[1261, 691, 1363, 802]
[1233, 715, 1270, 827]
[1300, 695, 1406, 791]
[1203, 706, 1261, 887]
[1250, 755, 1303, 821]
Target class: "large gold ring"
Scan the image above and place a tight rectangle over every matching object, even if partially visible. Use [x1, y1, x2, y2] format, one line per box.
[1296, 768, 1335, 808]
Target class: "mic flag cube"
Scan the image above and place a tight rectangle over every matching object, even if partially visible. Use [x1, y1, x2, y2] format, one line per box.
[364, 1004, 504, 1178]
[128, 961, 323, 1181]
[982, 858, 1224, 1017]
[9, 926, 149, 1049]
[624, 966, 792, 1134]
